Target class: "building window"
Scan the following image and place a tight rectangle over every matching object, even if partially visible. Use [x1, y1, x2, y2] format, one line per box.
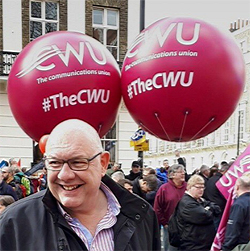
[30, 1, 59, 41]
[92, 8, 119, 60]
[224, 121, 229, 142]
[239, 110, 245, 140]
[101, 123, 117, 163]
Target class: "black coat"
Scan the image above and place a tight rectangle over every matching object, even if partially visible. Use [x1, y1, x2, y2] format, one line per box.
[205, 172, 227, 211]
[222, 192, 250, 251]
[176, 193, 220, 251]
[125, 170, 142, 181]
[0, 180, 18, 200]
[0, 175, 161, 251]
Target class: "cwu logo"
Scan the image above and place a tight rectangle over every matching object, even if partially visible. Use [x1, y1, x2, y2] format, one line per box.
[16, 41, 107, 78]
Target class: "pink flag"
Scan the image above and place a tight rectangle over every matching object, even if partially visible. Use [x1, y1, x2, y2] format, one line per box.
[210, 144, 250, 251]
[210, 190, 234, 251]
[216, 144, 250, 200]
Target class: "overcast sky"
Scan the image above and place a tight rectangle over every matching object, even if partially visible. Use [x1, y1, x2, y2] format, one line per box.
[144, 0, 250, 31]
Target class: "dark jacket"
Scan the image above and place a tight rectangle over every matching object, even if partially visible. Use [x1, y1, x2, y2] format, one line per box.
[0, 180, 18, 201]
[132, 177, 146, 199]
[205, 172, 227, 211]
[222, 192, 250, 251]
[0, 175, 161, 251]
[176, 193, 220, 251]
[125, 170, 142, 181]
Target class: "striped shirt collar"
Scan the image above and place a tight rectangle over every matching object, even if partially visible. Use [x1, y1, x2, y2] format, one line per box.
[57, 182, 121, 250]
[58, 181, 121, 218]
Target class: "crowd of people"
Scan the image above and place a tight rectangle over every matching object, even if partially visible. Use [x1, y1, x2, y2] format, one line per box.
[106, 155, 250, 251]
[0, 158, 47, 207]
[0, 119, 249, 251]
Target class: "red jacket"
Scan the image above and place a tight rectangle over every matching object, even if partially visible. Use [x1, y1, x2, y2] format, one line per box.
[154, 179, 186, 226]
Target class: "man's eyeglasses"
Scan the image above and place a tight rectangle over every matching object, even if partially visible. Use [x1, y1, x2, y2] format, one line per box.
[43, 152, 102, 171]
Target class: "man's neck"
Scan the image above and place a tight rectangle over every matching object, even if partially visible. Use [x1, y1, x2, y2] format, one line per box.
[68, 189, 108, 236]
[238, 190, 250, 197]
[172, 179, 183, 187]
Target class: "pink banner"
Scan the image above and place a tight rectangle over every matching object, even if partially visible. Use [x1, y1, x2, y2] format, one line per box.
[210, 190, 234, 251]
[211, 144, 250, 251]
[216, 144, 250, 200]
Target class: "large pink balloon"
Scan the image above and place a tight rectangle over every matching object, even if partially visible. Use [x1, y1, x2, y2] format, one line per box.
[121, 17, 245, 142]
[8, 31, 121, 142]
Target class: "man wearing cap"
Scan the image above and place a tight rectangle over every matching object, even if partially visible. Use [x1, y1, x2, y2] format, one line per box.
[0, 119, 161, 251]
[125, 160, 142, 181]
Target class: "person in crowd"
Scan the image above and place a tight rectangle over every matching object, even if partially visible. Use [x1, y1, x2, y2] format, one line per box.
[110, 170, 125, 183]
[21, 167, 27, 173]
[117, 179, 133, 193]
[232, 241, 250, 251]
[205, 163, 230, 230]
[199, 164, 210, 184]
[209, 165, 219, 178]
[38, 167, 47, 191]
[143, 167, 162, 206]
[0, 170, 18, 201]
[28, 173, 40, 193]
[0, 195, 15, 214]
[175, 150, 186, 167]
[154, 164, 187, 251]
[132, 174, 158, 205]
[156, 159, 169, 184]
[1, 165, 23, 199]
[0, 119, 161, 251]
[2, 165, 16, 187]
[9, 158, 20, 170]
[125, 160, 142, 181]
[175, 174, 221, 251]
[14, 167, 32, 196]
[175, 150, 190, 181]
[222, 173, 250, 251]
[106, 162, 121, 177]
[191, 168, 200, 175]
[220, 160, 228, 167]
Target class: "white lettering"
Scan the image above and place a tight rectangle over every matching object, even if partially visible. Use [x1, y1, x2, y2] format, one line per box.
[126, 22, 200, 59]
[176, 23, 200, 45]
[127, 71, 194, 99]
[77, 90, 87, 104]
[17, 42, 107, 78]
[152, 73, 163, 89]
[42, 89, 110, 112]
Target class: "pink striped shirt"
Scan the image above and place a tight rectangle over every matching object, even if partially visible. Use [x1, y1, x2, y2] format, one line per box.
[58, 182, 120, 251]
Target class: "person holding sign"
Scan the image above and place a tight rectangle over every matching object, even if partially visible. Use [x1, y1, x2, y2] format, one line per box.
[221, 173, 250, 251]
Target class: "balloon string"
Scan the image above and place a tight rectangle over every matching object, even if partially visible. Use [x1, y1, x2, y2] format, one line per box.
[139, 122, 159, 139]
[98, 124, 102, 135]
[179, 111, 189, 142]
[189, 117, 215, 141]
[154, 113, 171, 141]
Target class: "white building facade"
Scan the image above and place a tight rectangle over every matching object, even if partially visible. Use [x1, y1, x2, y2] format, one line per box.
[0, 0, 249, 174]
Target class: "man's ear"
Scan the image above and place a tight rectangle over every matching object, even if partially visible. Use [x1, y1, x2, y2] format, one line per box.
[100, 151, 110, 177]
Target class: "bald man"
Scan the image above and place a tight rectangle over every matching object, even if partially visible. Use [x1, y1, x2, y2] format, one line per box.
[222, 173, 250, 251]
[0, 119, 160, 251]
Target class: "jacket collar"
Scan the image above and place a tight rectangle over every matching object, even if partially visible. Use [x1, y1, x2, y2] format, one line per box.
[42, 175, 150, 224]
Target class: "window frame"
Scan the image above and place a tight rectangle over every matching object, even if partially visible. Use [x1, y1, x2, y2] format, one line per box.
[29, 0, 59, 41]
[92, 7, 120, 60]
